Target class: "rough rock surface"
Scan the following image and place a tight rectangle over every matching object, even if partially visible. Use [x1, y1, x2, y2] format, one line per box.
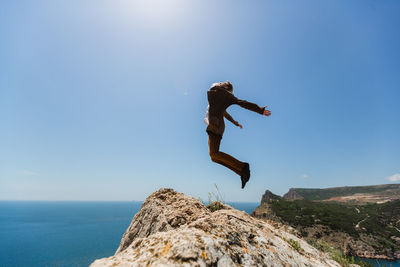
[116, 189, 209, 253]
[91, 188, 341, 267]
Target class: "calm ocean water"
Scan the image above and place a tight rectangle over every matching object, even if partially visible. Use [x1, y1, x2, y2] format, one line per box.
[1, 201, 398, 267]
[0, 201, 259, 267]
[359, 258, 400, 267]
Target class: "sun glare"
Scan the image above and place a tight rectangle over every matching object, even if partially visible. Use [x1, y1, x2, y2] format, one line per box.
[118, 0, 187, 28]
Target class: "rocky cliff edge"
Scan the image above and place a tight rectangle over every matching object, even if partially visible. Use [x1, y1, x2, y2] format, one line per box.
[90, 188, 341, 267]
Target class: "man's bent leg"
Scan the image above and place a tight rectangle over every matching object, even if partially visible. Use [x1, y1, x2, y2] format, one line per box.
[212, 152, 244, 176]
[208, 132, 245, 176]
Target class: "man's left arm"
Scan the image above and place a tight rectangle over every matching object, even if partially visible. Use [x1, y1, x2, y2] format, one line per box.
[224, 111, 242, 128]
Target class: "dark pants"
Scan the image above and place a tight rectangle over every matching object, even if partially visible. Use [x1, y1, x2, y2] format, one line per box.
[208, 132, 245, 176]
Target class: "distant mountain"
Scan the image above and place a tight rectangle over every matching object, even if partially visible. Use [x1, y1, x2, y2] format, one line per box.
[261, 189, 282, 203]
[252, 184, 400, 260]
[283, 184, 400, 204]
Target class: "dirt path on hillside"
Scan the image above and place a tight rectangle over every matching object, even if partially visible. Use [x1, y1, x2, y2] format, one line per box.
[355, 215, 369, 230]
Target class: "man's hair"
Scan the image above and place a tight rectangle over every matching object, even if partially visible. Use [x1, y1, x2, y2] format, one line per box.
[210, 81, 234, 93]
[224, 81, 233, 92]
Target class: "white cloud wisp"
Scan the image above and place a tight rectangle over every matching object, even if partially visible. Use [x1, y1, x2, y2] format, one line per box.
[386, 173, 400, 182]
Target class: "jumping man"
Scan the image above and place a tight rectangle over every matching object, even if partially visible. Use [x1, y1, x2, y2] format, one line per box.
[204, 81, 271, 189]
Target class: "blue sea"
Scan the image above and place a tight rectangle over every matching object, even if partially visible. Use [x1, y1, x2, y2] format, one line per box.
[1, 201, 398, 267]
[360, 258, 400, 267]
[0, 201, 259, 267]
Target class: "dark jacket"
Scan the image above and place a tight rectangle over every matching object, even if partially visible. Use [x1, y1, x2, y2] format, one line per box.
[206, 85, 265, 136]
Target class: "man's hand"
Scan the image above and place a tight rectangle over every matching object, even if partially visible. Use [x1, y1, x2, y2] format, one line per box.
[238, 123, 243, 129]
[263, 106, 271, 116]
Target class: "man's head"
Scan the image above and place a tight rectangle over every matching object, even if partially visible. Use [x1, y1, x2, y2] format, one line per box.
[210, 81, 234, 93]
[223, 81, 233, 93]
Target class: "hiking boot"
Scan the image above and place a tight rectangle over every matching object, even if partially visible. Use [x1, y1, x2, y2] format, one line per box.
[241, 163, 250, 189]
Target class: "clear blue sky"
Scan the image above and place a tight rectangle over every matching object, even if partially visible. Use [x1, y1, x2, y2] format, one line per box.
[1, 0, 399, 201]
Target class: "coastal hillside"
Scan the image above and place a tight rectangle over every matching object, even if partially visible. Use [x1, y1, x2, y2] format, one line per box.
[253, 189, 400, 260]
[283, 184, 400, 204]
[91, 189, 342, 267]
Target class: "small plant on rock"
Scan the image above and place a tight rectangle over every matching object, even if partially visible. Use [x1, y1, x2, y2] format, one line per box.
[285, 238, 303, 252]
[206, 184, 226, 212]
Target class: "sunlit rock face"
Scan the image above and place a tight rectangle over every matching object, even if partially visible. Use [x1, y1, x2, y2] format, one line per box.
[91, 188, 341, 267]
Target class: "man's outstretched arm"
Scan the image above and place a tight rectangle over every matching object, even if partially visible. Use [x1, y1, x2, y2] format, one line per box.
[224, 111, 241, 127]
[234, 97, 271, 117]
[223, 90, 271, 116]
[235, 98, 265, 114]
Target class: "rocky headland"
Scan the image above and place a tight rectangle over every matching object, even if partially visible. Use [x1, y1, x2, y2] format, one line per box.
[282, 184, 400, 204]
[252, 188, 400, 261]
[91, 188, 343, 267]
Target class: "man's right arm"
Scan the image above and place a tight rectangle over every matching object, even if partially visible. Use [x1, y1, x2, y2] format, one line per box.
[229, 94, 265, 115]
[223, 90, 271, 116]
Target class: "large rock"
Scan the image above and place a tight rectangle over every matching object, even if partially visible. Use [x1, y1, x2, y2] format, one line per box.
[116, 188, 209, 253]
[91, 188, 341, 267]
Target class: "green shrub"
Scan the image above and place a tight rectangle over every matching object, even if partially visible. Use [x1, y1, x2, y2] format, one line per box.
[288, 239, 303, 252]
[311, 241, 374, 267]
[207, 201, 225, 212]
